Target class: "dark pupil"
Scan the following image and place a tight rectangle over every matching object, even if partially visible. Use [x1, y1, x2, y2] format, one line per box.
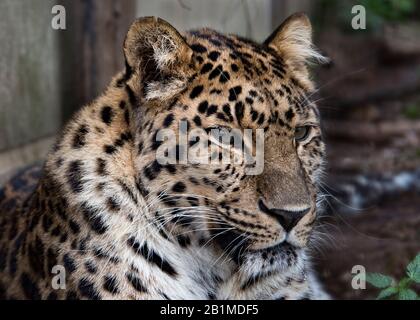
[295, 126, 308, 141]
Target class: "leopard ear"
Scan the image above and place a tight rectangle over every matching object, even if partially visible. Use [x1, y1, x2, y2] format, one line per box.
[264, 13, 328, 68]
[124, 17, 194, 101]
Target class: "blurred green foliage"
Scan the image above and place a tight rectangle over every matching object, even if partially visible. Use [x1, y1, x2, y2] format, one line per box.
[366, 253, 420, 300]
[359, 0, 416, 22]
[403, 104, 420, 120]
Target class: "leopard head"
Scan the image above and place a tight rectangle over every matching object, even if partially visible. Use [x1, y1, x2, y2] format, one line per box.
[124, 15, 327, 271]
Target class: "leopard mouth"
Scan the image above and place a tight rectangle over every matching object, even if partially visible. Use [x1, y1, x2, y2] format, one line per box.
[210, 228, 298, 263]
[251, 241, 297, 257]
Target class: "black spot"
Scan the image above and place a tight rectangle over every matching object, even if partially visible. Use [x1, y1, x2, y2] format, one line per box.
[222, 104, 232, 117]
[257, 113, 266, 125]
[249, 90, 258, 97]
[190, 85, 204, 99]
[69, 220, 80, 234]
[101, 106, 114, 125]
[20, 273, 41, 300]
[209, 65, 223, 80]
[81, 203, 108, 234]
[231, 63, 239, 72]
[251, 109, 259, 122]
[143, 160, 162, 181]
[28, 237, 45, 278]
[126, 273, 148, 293]
[127, 238, 177, 277]
[216, 112, 228, 122]
[67, 160, 84, 193]
[198, 101, 209, 114]
[235, 101, 245, 123]
[208, 51, 221, 61]
[285, 108, 295, 121]
[191, 116, 201, 127]
[210, 89, 222, 95]
[104, 145, 117, 154]
[282, 84, 292, 95]
[42, 214, 52, 232]
[124, 109, 130, 125]
[103, 275, 120, 294]
[72, 124, 89, 149]
[63, 253, 77, 273]
[115, 131, 132, 148]
[229, 86, 242, 101]
[191, 44, 207, 53]
[107, 197, 120, 211]
[200, 63, 213, 74]
[219, 71, 230, 83]
[51, 226, 61, 237]
[172, 182, 186, 193]
[163, 113, 175, 128]
[177, 235, 191, 247]
[85, 261, 97, 274]
[151, 131, 163, 151]
[59, 233, 68, 243]
[78, 278, 101, 300]
[207, 105, 218, 116]
[165, 164, 177, 174]
[210, 38, 222, 46]
[96, 158, 107, 176]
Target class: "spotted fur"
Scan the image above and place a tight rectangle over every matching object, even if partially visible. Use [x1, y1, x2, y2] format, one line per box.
[0, 14, 329, 300]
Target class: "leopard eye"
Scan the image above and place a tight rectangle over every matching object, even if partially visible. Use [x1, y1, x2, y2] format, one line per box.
[294, 126, 311, 142]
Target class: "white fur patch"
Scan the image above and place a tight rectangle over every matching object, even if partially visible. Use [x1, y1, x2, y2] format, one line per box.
[145, 78, 187, 101]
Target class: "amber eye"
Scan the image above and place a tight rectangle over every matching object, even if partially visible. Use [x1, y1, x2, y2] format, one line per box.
[294, 126, 311, 142]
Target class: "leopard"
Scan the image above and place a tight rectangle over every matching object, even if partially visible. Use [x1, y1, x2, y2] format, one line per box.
[0, 13, 330, 300]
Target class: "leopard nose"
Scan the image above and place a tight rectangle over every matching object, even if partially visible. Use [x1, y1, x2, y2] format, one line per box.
[258, 200, 310, 232]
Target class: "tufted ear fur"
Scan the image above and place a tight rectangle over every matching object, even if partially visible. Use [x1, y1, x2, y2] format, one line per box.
[264, 13, 328, 71]
[124, 17, 194, 101]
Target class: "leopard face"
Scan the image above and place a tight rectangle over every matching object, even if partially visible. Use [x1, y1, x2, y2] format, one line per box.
[126, 16, 326, 272]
